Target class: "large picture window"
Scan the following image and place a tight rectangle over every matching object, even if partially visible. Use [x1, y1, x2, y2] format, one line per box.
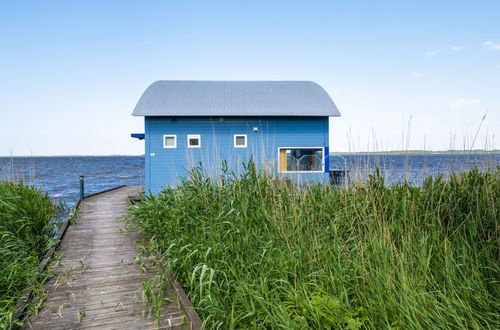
[278, 147, 324, 172]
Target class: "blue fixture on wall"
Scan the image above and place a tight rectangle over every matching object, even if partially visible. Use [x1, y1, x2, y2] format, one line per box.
[131, 133, 145, 140]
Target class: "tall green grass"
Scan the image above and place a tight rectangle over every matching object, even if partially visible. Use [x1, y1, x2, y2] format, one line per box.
[130, 163, 499, 329]
[0, 181, 55, 327]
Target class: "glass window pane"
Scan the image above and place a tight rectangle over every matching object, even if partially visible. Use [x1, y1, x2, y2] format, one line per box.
[236, 136, 246, 145]
[165, 136, 175, 146]
[282, 148, 322, 172]
[189, 138, 199, 146]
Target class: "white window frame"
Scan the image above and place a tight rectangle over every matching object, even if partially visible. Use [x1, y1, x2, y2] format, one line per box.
[277, 147, 325, 173]
[233, 134, 248, 148]
[163, 134, 177, 148]
[187, 134, 201, 148]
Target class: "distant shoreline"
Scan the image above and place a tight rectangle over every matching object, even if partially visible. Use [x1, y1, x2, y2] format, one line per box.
[1, 150, 499, 157]
[330, 150, 500, 156]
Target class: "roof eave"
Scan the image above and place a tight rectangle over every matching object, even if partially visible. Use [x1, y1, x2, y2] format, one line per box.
[132, 114, 341, 117]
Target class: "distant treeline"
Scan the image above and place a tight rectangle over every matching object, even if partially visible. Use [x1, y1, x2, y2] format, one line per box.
[331, 149, 500, 155]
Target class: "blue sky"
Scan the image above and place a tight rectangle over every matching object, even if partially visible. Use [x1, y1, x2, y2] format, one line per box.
[0, 1, 499, 155]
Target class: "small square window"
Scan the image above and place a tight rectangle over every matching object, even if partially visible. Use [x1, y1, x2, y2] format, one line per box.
[187, 134, 201, 148]
[234, 134, 247, 148]
[163, 135, 177, 148]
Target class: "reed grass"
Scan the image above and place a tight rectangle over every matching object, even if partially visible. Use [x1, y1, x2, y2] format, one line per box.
[130, 162, 499, 329]
[0, 181, 55, 328]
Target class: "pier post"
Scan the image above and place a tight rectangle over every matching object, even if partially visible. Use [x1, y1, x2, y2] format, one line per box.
[79, 176, 85, 200]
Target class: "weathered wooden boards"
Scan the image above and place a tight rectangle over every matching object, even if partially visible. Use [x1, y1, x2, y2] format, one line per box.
[23, 186, 193, 329]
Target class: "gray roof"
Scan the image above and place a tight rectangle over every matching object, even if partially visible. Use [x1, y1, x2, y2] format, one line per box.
[132, 80, 340, 117]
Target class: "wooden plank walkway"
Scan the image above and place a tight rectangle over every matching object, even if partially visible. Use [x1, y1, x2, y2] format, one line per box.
[23, 186, 192, 329]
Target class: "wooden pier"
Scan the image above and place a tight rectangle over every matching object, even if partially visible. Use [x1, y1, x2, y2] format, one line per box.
[22, 186, 199, 329]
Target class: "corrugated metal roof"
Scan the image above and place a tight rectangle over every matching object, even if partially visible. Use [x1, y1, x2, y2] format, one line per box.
[132, 80, 340, 117]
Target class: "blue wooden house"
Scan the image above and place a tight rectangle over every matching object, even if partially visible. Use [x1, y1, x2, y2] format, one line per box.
[132, 81, 340, 195]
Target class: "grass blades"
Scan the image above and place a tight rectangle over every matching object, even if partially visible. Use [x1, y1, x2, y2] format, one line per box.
[0, 181, 55, 328]
[130, 162, 499, 329]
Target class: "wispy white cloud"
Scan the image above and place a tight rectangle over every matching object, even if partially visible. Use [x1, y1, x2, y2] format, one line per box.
[450, 98, 481, 109]
[425, 50, 439, 56]
[482, 41, 500, 50]
[451, 46, 463, 51]
[410, 72, 423, 78]
[496, 64, 500, 69]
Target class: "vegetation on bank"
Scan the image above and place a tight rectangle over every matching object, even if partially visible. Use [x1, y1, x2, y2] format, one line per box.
[0, 182, 55, 327]
[130, 163, 499, 329]
[330, 150, 500, 155]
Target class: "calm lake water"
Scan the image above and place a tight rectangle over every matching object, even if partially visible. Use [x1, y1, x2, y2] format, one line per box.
[0, 156, 144, 206]
[330, 153, 499, 186]
[0, 154, 498, 206]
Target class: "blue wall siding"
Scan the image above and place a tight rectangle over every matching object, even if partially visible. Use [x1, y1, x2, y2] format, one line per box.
[144, 118, 151, 191]
[145, 116, 329, 194]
